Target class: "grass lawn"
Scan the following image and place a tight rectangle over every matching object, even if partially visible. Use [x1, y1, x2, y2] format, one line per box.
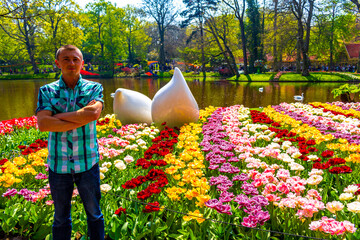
[0, 73, 56, 80]
[279, 72, 348, 81]
[225, 72, 351, 82]
[227, 73, 275, 81]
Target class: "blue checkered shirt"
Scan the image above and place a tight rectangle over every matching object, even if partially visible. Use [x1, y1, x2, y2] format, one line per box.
[36, 75, 104, 174]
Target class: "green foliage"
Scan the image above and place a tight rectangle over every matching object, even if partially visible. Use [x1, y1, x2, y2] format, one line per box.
[263, 8, 297, 68]
[246, 0, 262, 74]
[37, 0, 83, 62]
[331, 83, 360, 101]
[180, 0, 218, 28]
[123, 6, 151, 64]
[310, 0, 359, 63]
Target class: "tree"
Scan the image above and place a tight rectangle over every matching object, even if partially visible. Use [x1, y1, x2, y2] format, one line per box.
[311, 0, 356, 69]
[181, 0, 218, 79]
[263, 2, 297, 71]
[246, 0, 262, 73]
[272, 0, 280, 71]
[84, 0, 112, 64]
[289, 0, 315, 76]
[206, 12, 240, 77]
[348, 0, 360, 72]
[123, 6, 151, 65]
[142, 0, 178, 71]
[0, 0, 27, 19]
[145, 22, 186, 63]
[350, 0, 360, 11]
[0, 17, 27, 65]
[222, 0, 249, 75]
[39, 0, 79, 56]
[0, 0, 41, 73]
[102, 5, 127, 74]
[163, 24, 186, 60]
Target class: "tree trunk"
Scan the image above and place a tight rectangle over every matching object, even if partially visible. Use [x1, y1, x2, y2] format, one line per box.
[239, 18, 248, 75]
[207, 26, 233, 75]
[128, 39, 132, 63]
[302, 0, 314, 76]
[329, 38, 334, 71]
[158, 25, 166, 71]
[296, 38, 301, 74]
[200, 20, 206, 79]
[329, 5, 335, 71]
[296, 18, 310, 76]
[98, 23, 104, 58]
[28, 46, 39, 74]
[223, 0, 248, 75]
[23, 16, 39, 74]
[301, 52, 310, 76]
[272, 0, 279, 71]
[128, 27, 134, 64]
[225, 45, 240, 78]
[207, 17, 239, 78]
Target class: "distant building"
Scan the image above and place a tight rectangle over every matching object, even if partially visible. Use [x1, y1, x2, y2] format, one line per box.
[344, 43, 360, 62]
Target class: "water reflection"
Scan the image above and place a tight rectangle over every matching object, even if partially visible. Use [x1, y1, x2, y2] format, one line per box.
[0, 77, 352, 121]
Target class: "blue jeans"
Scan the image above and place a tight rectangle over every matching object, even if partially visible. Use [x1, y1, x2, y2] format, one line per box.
[49, 163, 104, 240]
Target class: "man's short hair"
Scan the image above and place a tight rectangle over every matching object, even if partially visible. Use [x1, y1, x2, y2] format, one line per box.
[56, 45, 83, 60]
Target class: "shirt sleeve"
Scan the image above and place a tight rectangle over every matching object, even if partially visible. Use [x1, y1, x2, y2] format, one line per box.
[90, 83, 104, 109]
[35, 86, 53, 114]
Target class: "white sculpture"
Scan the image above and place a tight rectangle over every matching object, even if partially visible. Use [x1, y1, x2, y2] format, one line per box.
[151, 67, 199, 127]
[112, 88, 152, 125]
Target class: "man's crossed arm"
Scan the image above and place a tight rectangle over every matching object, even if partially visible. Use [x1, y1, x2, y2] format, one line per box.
[37, 100, 103, 132]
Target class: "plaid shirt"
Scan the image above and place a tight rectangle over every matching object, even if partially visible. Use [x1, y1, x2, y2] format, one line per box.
[36, 75, 104, 174]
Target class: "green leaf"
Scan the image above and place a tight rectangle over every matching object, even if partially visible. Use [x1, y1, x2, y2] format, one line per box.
[168, 233, 181, 238]
[32, 225, 52, 240]
[135, 230, 152, 240]
[121, 222, 129, 233]
[156, 225, 168, 234]
[188, 228, 196, 240]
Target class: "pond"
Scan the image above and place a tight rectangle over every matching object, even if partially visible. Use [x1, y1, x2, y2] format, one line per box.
[0, 77, 351, 121]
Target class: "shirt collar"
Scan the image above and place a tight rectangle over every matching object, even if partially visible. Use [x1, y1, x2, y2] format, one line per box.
[59, 75, 83, 89]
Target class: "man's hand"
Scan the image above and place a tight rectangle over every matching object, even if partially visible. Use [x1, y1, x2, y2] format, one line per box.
[37, 110, 83, 132]
[37, 100, 103, 132]
[53, 101, 103, 125]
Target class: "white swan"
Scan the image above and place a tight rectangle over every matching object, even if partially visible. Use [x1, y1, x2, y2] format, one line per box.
[294, 93, 304, 101]
[151, 67, 199, 127]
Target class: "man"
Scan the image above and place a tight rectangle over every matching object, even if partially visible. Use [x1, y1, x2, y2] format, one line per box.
[36, 45, 104, 240]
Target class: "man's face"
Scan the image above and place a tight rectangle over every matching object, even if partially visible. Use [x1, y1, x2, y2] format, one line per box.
[55, 49, 84, 76]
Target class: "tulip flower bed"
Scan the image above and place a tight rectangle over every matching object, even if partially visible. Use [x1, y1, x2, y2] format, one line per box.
[1, 102, 360, 240]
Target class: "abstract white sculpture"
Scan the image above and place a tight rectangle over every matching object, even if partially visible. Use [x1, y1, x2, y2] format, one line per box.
[151, 67, 199, 127]
[112, 88, 152, 125]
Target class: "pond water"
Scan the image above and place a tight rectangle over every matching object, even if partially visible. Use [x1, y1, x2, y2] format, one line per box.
[0, 77, 352, 121]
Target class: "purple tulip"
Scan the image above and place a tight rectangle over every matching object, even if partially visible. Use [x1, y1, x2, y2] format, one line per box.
[2, 188, 18, 198]
[205, 199, 221, 208]
[215, 204, 232, 215]
[232, 173, 250, 182]
[242, 215, 258, 228]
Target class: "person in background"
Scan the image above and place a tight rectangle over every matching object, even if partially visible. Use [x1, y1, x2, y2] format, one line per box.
[36, 45, 105, 240]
